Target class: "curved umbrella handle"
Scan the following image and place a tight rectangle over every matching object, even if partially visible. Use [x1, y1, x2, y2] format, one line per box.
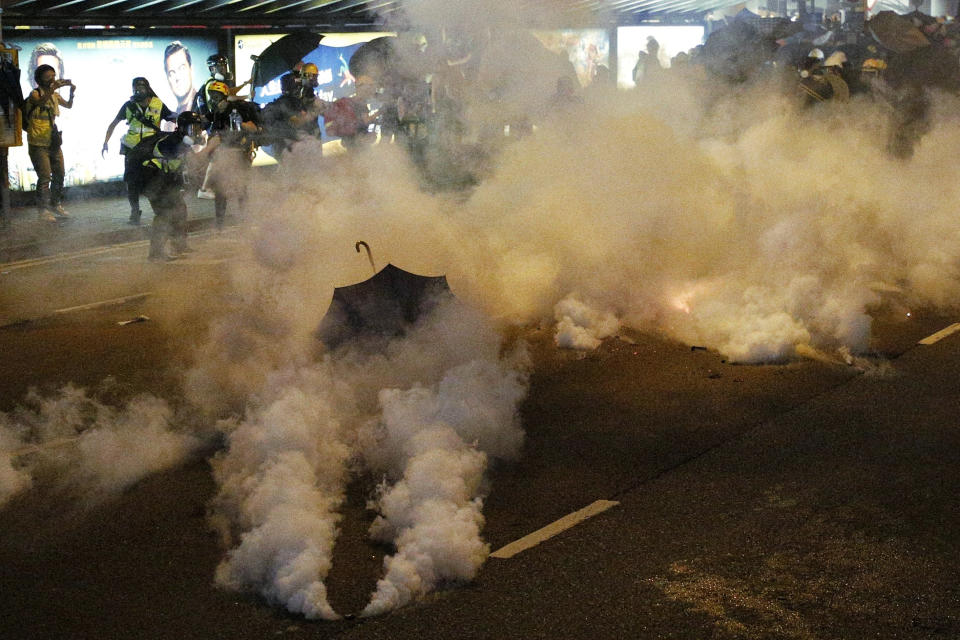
[356, 241, 376, 275]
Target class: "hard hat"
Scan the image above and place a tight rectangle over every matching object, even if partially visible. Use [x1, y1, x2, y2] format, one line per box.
[824, 51, 847, 67]
[207, 54, 228, 67]
[300, 62, 319, 76]
[808, 48, 825, 60]
[207, 81, 230, 96]
[862, 58, 888, 72]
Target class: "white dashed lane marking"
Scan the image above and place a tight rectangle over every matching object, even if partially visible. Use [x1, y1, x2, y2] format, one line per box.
[918, 323, 960, 345]
[490, 500, 620, 559]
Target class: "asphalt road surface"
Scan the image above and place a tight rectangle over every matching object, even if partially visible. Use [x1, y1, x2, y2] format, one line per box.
[1, 235, 958, 639]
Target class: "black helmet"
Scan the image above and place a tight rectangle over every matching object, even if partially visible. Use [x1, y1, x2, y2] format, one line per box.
[177, 110, 203, 135]
[207, 53, 228, 68]
[207, 54, 230, 80]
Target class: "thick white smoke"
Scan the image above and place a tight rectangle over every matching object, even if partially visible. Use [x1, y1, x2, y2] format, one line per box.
[0, 384, 200, 507]
[193, 214, 529, 618]
[210, 372, 352, 620]
[12, 1, 960, 624]
[194, 3, 960, 617]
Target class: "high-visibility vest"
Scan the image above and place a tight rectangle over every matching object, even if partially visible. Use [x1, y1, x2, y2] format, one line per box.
[122, 97, 164, 149]
[143, 134, 183, 174]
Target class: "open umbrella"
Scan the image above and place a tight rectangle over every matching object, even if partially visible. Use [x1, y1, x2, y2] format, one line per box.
[348, 36, 396, 82]
[317, 253, 453, 349]
[251, 31, 323, 88]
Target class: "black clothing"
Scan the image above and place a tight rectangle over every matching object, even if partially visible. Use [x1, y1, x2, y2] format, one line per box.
[261, 94, 302, 156]
[139, 132, 191, 258]
[209, 100, 262, 225]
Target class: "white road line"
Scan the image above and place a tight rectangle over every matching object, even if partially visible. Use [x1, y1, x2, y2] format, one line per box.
[52, 292, 154, 315]
[490, 499, 620, 559]
[0, 228, 230, 272]
[918, 323, 960, 345]
[1, 239, 149, 271]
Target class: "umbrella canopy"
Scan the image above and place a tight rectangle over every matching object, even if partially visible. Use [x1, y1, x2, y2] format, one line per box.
[251, 31, 323, 88]
[868, 11, 929, 54]
[348, 36, 396, 82]
[317, 263, 453, 349]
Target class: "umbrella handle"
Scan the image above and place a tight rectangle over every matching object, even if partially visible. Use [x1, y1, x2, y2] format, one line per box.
[356, 241, 376, 275]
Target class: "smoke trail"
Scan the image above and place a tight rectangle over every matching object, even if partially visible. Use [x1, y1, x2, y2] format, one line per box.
[0, 383, 200, 507]
[361, 350, 526, 615]
[209, 372, 352, 620]
[194, 202, 529, 617]
[554, 295, 620, 350]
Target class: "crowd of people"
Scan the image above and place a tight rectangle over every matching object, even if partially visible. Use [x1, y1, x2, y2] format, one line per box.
[23, 10, 958, 259]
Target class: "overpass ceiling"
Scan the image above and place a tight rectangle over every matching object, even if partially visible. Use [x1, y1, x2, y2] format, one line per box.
[0, 0, 732, 28]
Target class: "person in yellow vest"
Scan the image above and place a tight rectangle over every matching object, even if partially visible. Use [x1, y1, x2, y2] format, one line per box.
[24, 64, 74, 223]
[136, 111, 218, 261]
[102, 77, 175, 225]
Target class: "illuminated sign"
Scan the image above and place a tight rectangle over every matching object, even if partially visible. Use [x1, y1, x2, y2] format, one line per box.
[531, 29, 610, 88]
[6, 35, 217, 191]
[616, 26, 705, 88]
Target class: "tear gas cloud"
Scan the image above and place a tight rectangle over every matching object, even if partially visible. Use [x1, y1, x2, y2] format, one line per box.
[195, 4, 960, 613]
[7, 0, 960, 622]
[197, 290, 527, 618]
[0, 383, 200, 508]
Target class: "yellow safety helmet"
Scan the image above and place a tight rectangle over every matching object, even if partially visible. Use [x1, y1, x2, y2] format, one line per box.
[208, 80, 230, 96]
[300, 63, 319, 77]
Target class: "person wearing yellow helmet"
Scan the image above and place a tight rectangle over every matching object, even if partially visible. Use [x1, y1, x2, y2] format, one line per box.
[206, 81, 263, 228]
[193, 54, 235, 122]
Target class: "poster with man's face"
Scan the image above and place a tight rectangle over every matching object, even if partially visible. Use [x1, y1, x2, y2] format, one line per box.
[6, 35, 217, 191]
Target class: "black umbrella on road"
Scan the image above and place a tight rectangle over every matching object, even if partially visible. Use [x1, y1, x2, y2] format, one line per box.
[251, 31, 323, 88]
[318, 243, 453, 349]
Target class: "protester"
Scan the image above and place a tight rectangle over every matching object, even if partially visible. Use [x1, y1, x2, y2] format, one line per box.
[193, 53, 234, 122]
[137, 111, 215, 261]
[295, 63, 327, 140]
[205, 81, 263, 228]
[545, 75, 583, 115]
[101, 77, 176, 225]
[822, 51, 850, 102]
[323, 75, 377, 151]
[24, 64, 74, 223]
[261, 73, 302, 157]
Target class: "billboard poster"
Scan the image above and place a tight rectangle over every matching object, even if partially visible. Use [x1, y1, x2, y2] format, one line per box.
[234, 32, 393, 158]
[5, 35, 217, 191]
[616, 26, 705, 88]
[531, 29, 610, 88]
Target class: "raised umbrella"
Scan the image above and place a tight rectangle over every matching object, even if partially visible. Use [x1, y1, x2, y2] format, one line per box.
[251, 31, 323, 88]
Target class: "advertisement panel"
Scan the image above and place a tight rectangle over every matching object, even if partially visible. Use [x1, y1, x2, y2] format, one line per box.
[5, 35, 217, 191]
[616, 26, 705, 88]
[234, 32, 393, 159]
[531, 29, 610, 88]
